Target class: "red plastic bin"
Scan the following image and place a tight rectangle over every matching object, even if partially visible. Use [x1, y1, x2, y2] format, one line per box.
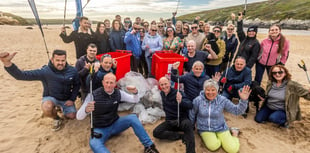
[151, 51, 188, 81]
[96, 50, 132, 81]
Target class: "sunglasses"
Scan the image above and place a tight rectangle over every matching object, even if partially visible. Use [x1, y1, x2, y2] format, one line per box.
[227, 28, 234, 30]
[191, 27, 198, 30]
[158, 26, 163, 28]
[271, 71, 284, 75]
[124, 21, 130, 23]
[167, 30, 173, 32]
[183, 28, 189, 31]
[144, 25, 149, 27]
[151, 29, 157, 32]
[134, 28, 140, 30]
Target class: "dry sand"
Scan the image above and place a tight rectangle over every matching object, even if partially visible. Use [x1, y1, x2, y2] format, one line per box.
[0, 25, 309, 153]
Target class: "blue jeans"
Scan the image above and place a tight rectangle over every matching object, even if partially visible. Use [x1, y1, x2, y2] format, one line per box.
[254, 62, 272, 85]
[255, 105, 287, 126]
[89, 114, 153, 153]
[42, 96, 76, 115]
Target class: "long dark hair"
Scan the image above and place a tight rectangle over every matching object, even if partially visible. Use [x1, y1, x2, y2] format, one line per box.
[96, 22, 108, 37]
[269, 24, 286, 54]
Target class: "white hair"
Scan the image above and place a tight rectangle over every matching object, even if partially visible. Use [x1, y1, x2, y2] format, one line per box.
[203, 79, 219, 91]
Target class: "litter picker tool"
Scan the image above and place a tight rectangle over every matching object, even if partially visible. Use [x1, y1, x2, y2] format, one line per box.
[89, 64, 94, 138]
[221, 53, 231, 93]
[83, 0, 91, 10]
[298, 60, 310, 83]
[175, 0, 181, 13]
[177, 75, 180, 127]
[63, 0, 67, 27]
[243, 0, 247, 15]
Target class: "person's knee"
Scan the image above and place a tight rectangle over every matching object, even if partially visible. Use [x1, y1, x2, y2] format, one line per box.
[254, 112, 265, 123]
[42, 101, 54, 111]
[153, 128, 161, 138]
[205, 141, 221, 151]
[222, 144, 239, 153]
[65, 112, 76, 119]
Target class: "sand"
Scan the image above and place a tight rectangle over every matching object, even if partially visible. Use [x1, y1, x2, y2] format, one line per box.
[0, 25, 309, 153]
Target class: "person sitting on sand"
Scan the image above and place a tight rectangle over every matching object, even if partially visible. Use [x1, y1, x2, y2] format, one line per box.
[171, 61, 221, 101]
[189, 79, 251, 153]
[0, 50, 80, 131]
[76, 73, 159, 153]
[255, 65, 310, 128]
[153, 77, 195, 153]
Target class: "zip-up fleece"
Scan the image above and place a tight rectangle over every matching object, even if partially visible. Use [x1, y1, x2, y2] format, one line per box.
[258, 36, 290, 66]
[189, 91, 248, 132]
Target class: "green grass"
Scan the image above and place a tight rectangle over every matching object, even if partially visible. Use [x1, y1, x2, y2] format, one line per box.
[177, 0, 310, 23]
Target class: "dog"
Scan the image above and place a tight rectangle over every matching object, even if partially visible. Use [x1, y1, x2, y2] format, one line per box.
[248, 81, 266, 113]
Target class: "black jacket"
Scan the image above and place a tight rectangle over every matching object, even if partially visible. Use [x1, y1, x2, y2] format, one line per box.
[60, 30, 96, 59]
[236, 20, 260, 68]
[161, 88, 193, 120]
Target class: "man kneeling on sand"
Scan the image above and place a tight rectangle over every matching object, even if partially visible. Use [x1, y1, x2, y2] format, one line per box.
[0, 50, 80, 131]
[76, 73, 159, 153]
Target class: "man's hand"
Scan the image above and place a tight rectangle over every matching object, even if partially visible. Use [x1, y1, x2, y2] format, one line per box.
[0, 52, 17, 67]
[176, 92, 182, 103]
[172, 61, 180, 69]
[220, 77, 227, 84]
[231, 13, 236, 20]
[212, 72, 221, 82]
[86, 101, 95, 113]
[64, 100, 74, 106]
[205, 44, 212, 51]
[94, 62, 100, 72]
[112, 59, 117, 68]
[126, 85, 138, 94]
[84, 61, 92, 70]
[61, 26, 66, 34]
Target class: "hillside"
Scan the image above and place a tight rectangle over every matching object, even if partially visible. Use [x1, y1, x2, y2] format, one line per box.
[0, 12, 29, 25]
[177, 0, 310, 29]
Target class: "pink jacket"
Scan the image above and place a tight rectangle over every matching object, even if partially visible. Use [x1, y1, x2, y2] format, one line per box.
[258, 35, 290, 66]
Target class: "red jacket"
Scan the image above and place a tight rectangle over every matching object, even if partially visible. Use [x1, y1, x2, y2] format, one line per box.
[258, 35, 290, 66]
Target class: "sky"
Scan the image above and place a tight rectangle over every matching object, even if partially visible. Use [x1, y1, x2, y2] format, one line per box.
[0, 0, 267, 22]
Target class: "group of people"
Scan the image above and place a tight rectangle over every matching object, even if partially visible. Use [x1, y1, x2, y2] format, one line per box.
[1, 11, 310, 153]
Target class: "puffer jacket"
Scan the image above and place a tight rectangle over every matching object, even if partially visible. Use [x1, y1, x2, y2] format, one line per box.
[265, 80, 310, 125]
[221, 66, 252, 93]
[189, 91, 248, 132]
[258, 36, 290, 66]
[171, 68, 210, 101]
[5, 61, 80, 101]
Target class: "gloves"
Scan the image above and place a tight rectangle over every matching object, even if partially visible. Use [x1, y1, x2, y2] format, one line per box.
[220, 77, 227, 84]
[228, 85, 233, 93]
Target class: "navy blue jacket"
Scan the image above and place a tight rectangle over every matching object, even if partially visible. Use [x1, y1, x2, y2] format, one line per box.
[221, 34, 238, 63]
[171, 68, 211, 101]
[221, 66, 252, 93]
[161, 88, 193, 120]
[109, 29, 126, 51]
[5, 62, 80, 101]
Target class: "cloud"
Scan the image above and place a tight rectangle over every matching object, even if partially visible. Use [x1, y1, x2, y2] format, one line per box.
[0, 0, 266, 21]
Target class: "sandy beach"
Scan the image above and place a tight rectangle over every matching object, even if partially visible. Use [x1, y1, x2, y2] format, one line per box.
[0, 25, 309, 153]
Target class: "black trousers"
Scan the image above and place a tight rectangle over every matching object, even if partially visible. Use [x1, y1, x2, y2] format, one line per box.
[153, 119, 195, 153]
[130, 56, 140, 72]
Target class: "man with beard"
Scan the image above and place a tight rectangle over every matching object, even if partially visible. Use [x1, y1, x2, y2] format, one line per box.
[0, 50, 80, 131]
